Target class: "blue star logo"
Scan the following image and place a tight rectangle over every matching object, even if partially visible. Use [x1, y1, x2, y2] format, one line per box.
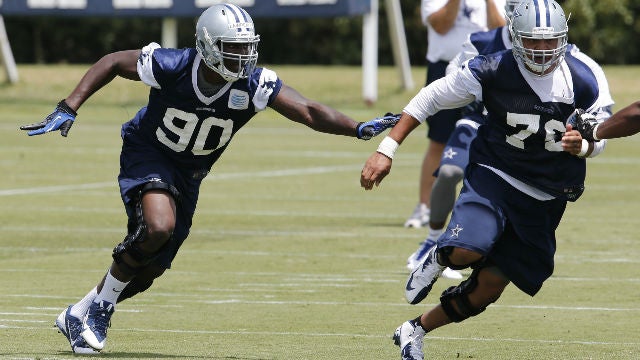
[462, 4, 472, 19]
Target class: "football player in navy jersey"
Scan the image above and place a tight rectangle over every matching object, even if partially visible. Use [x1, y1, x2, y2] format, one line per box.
[359, 1, 612, 359]
[404, 0, 614, 277]
[20, 3, 398, 354]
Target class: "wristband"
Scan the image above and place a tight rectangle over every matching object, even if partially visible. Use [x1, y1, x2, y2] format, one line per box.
[577, 139, 589, 157]
[592, 123, 600, 141]
[377, 136, 399, 159]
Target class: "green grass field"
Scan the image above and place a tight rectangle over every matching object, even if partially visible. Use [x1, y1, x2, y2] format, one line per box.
[1, 64, 639, 359]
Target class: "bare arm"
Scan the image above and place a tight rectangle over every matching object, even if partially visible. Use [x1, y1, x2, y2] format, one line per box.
[64, 50, 141, 112]
[269, 84, 359, 137]
[596, 101, 640, 139]
[485, 0, 506, 29]
[428, 0, 461, 35]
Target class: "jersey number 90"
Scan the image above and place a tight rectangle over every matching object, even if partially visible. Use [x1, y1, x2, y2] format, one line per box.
[156, 108, 233, 155]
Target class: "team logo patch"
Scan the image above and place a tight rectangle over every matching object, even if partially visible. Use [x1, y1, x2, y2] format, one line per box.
[228, 89, 249, 110]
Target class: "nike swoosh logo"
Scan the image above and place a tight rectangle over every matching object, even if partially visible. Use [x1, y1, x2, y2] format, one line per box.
[406, 272, 416, 291]
[112, 288, 122, 293]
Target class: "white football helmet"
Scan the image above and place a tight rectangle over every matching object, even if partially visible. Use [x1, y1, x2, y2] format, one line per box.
[509, 0, 568, 76]
[195, 4, 260, 82]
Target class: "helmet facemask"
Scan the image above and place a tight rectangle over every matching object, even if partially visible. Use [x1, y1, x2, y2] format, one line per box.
[509, 0, 568, 76]
[195, 4, 260, 82]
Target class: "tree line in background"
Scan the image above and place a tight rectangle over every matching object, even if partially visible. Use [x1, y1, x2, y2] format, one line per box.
[3, 0, 639, 66]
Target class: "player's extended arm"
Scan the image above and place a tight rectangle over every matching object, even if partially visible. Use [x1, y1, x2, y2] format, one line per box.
[270, 84, 397, 140]
[270, 84, 359, 137]
[20, 50, 141, 137]
[594, 101, 640, 140]
[360, 112, 421, 190]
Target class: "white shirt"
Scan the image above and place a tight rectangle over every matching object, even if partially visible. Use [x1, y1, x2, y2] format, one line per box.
[422, 0, 506, 62]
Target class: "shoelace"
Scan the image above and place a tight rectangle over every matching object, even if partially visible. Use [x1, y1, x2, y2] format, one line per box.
[89, 305, 113, 335]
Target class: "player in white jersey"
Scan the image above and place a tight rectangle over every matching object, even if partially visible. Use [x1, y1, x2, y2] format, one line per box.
[20, 3, 398, 355]
[359, 1, 612, 359]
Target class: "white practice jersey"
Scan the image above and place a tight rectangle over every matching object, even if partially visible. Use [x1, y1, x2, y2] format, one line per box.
[422, 0, 506, 62]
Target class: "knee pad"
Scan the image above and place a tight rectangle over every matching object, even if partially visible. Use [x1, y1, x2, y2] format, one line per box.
[439, 268, 486, 322]
[117, 278, 154, 303]
[437, 164, 464, 183]
[117, 266, 166, 303]
[113, 181, 179, 275]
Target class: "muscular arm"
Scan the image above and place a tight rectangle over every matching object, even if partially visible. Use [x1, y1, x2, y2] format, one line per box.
[596, 101, 640, 139]
[64, 50, 141, 112]
[427, 0, 461, 35]
[269, 84, 359, 137]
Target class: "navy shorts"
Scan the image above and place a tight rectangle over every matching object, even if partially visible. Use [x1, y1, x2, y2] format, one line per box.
[425, 60, 461, 143]
[117, 139, 206, 269]
[438, 164, 567, 296]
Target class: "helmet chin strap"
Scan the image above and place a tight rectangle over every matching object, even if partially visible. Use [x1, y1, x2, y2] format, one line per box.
[199, 59, 232, 84]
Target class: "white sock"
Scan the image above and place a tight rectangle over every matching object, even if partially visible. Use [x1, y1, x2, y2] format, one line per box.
[70, 286, 97, 319]
[426, 227, 444, 243]
[94, 270, 130, 305]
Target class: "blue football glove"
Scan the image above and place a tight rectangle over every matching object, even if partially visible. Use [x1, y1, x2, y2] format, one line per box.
[566, 108, 599, 142]
[357, 112, 401, 140]
[20, 100, 77, 137]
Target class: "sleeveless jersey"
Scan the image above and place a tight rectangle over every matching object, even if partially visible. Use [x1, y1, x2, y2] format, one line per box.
[467, 50, 601, 199]
[121, 43, 282, 170]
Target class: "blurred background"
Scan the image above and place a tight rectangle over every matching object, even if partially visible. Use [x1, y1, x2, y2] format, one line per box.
[2, 0, 639, 66]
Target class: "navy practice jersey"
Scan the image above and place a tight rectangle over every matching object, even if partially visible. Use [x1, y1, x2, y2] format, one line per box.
[448, 28, 612, 161]
[467, 50, 601, 199]
[469, 26, 510, 57]
[121, 42, 282, 170]
[453, 26, 513, 124]
[405, 48, 609, 201]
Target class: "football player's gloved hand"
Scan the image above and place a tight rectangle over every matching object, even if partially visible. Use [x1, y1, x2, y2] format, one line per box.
[20, 100, 77, 137]
[357, 112, 401, 140]
[567, 108, 599, 142]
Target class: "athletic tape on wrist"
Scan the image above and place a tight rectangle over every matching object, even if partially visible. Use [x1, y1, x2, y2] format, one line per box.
[592, 123, 600, 141]
[577, 139, 589, 157]
[377, 136, 399, 159]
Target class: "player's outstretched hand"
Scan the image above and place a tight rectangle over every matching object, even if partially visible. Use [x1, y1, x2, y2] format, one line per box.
[360, 152, 392, 190]
[356, 112, 400, 140]
[20, 100, 77, 137]
[567, 108, 598, 142]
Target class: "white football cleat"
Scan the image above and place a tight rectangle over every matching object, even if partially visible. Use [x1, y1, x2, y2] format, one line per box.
[405, 245, 444, 305]
[82, 300, 115, 350]
[55, 306, 99, 354]
[392, 319, 425, 360]
[404, 203, 429, 228]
